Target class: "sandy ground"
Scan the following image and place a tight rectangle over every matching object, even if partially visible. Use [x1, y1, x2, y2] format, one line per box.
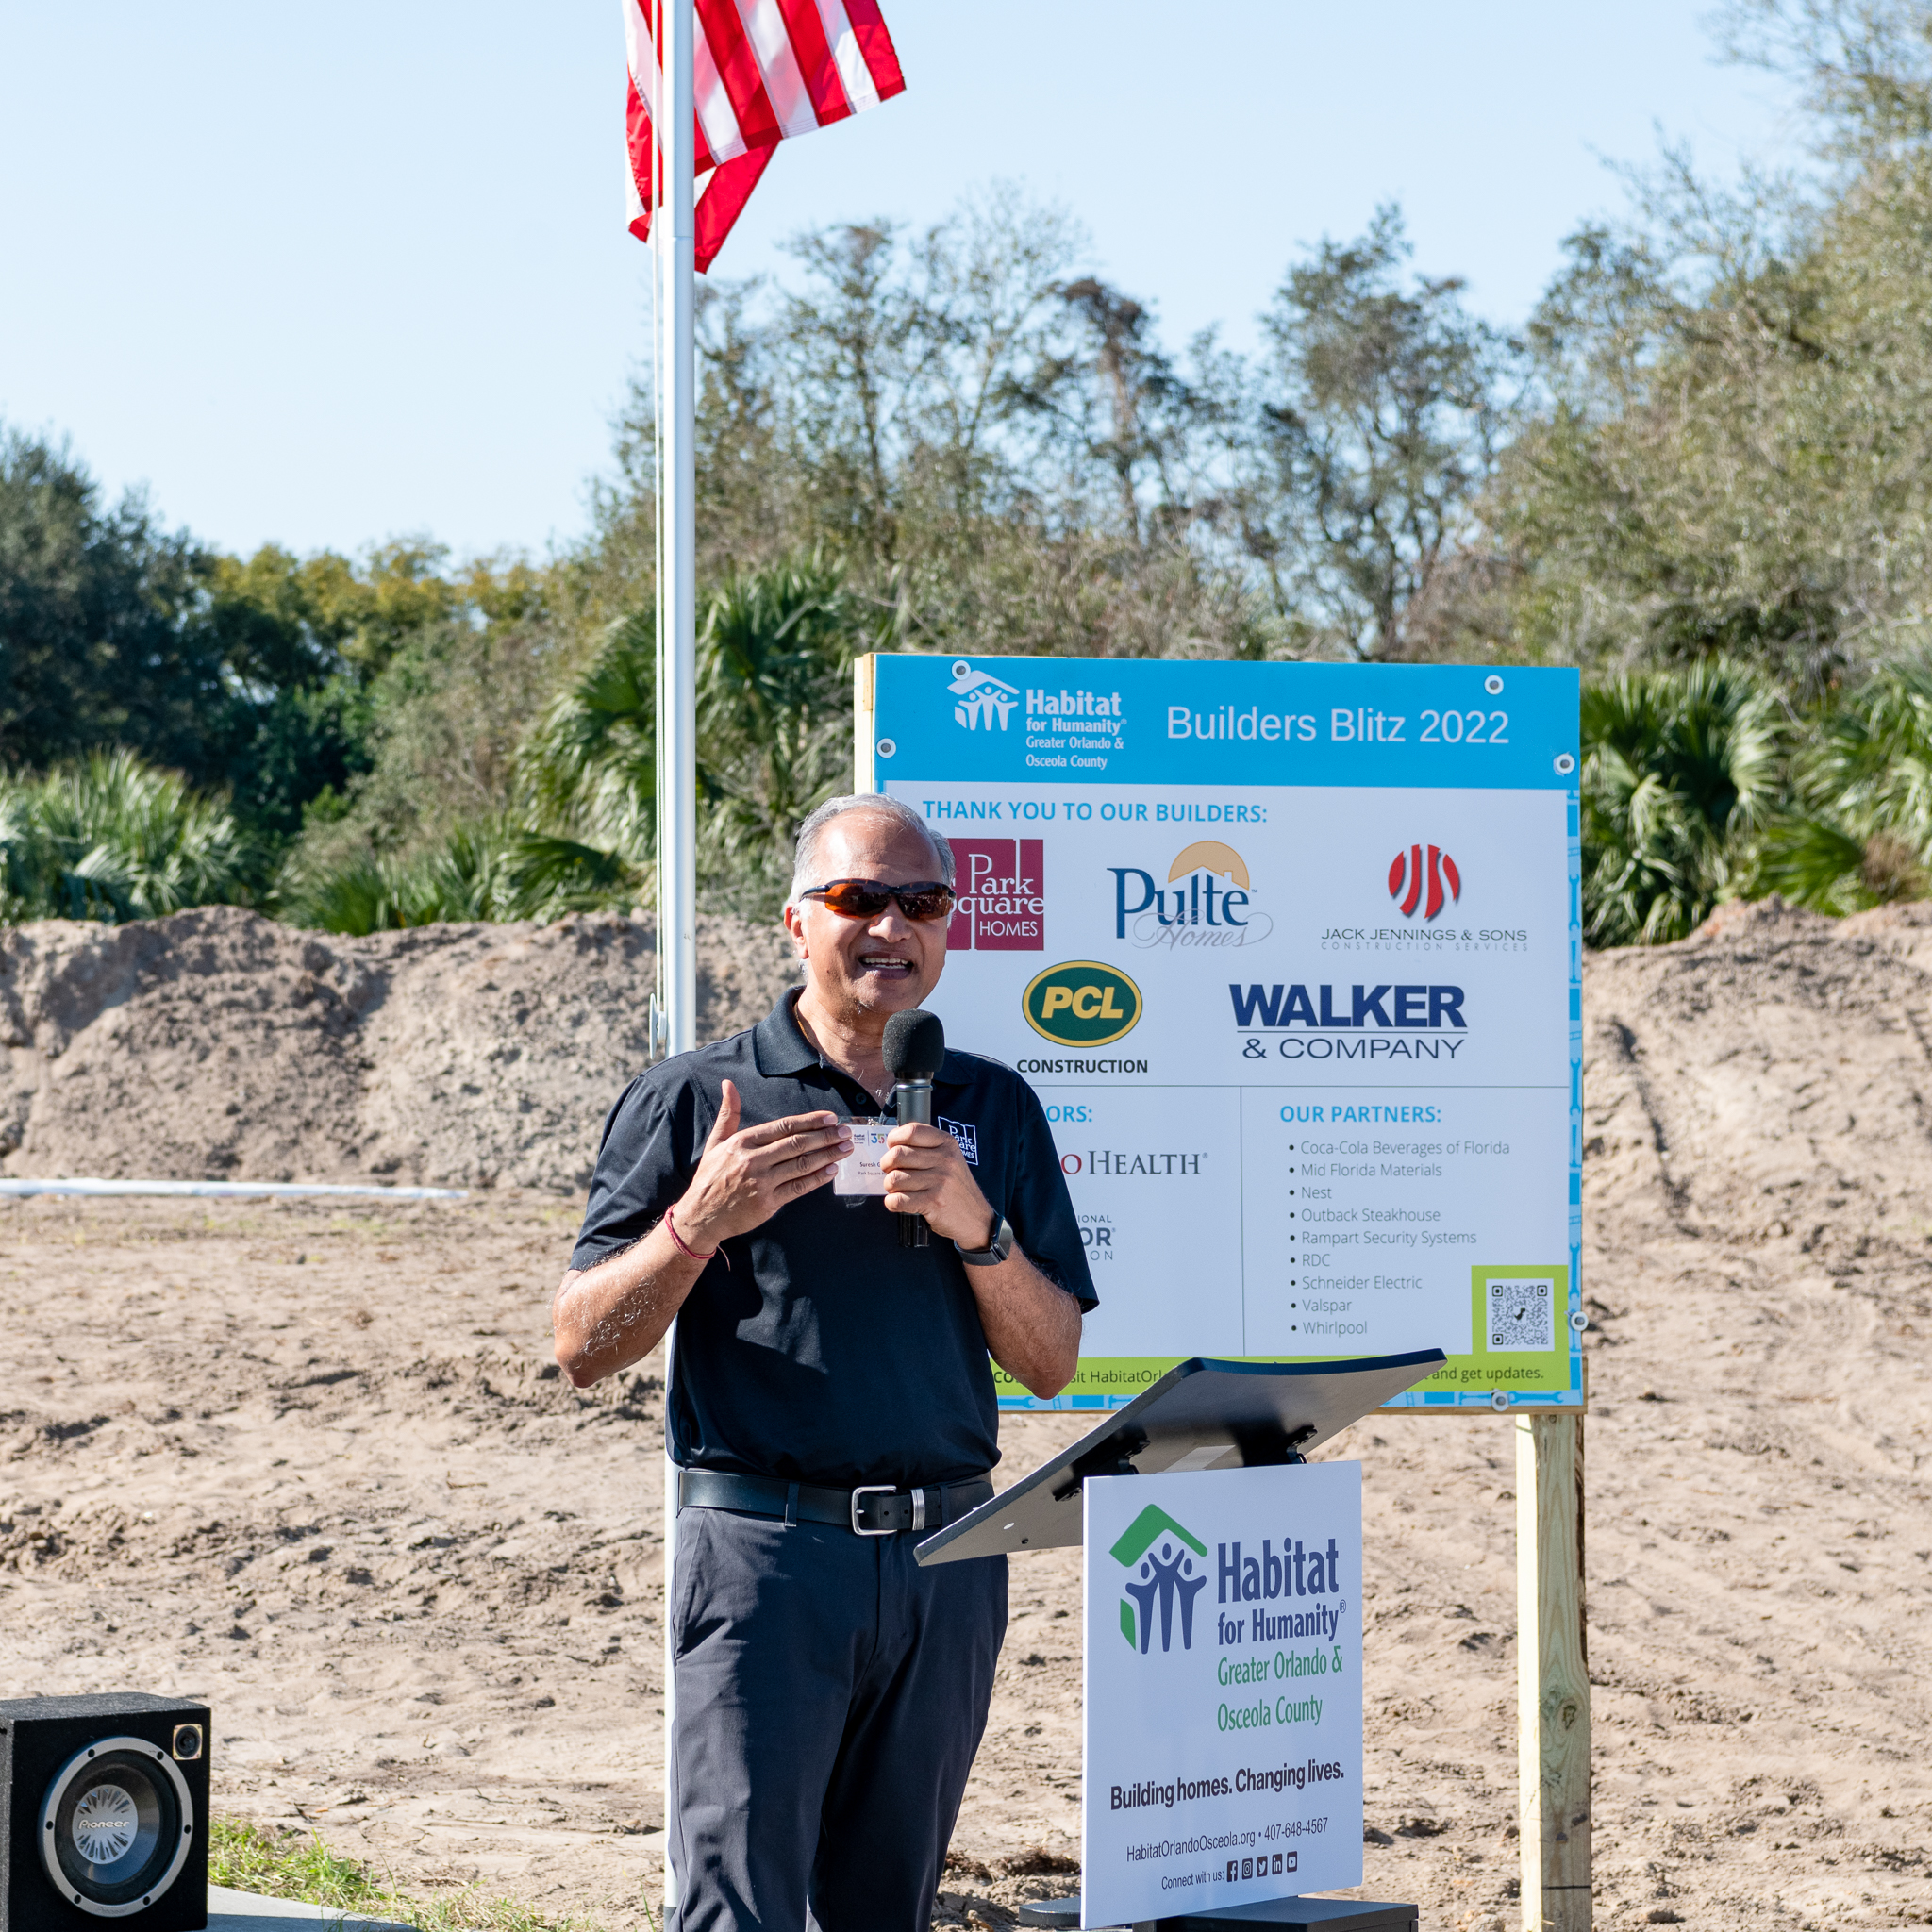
[4, 900, 1931, 1930]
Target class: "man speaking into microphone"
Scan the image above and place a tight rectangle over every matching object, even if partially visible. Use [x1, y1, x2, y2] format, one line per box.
[551, 792, 1094, 1932]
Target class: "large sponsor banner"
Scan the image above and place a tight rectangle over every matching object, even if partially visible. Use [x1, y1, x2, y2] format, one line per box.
[858, 653, 1584, 1411]
[1081, 1463, 1364, 1928]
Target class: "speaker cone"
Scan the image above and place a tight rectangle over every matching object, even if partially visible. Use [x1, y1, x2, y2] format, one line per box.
[39, 1736, 194, 1918]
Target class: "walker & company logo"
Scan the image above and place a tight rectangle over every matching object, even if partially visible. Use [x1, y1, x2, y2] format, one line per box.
[1388, 842, 1461, 920]
[1023, 961, 1142, 1046]
[948, 659, 1018, 731]
[1229, 980, 1469, 1062]
[946, 838, 1043, 951]
[1111, 1505, 1208, 1655]
[1110, 841, 1274, 951]
[1228, 983, 1467, 1030]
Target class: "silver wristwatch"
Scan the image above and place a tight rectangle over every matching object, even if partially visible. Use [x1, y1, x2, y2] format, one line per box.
[956, 1213, 1015, 1267]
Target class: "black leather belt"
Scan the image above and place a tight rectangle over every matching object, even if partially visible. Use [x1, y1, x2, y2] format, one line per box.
[676, 1468, 994, 1537]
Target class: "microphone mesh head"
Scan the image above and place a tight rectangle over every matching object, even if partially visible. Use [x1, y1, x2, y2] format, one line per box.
[882, 1008, 945, 1082]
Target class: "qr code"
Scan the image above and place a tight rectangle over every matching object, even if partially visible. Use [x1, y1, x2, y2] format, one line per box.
[1488, 1276, 1555, 1352]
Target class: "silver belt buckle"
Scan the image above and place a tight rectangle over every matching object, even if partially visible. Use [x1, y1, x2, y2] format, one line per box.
[850, 1485, 896, 1536]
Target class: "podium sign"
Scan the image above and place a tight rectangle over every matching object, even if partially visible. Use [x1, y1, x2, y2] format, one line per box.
[1081, 1464, 1364, 1929]
[858, 652, 1583, 1413]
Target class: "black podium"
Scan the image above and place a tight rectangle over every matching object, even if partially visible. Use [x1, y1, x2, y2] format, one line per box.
[918, 1354, 1441, 1932]
[917, 1352, 1444, 1566]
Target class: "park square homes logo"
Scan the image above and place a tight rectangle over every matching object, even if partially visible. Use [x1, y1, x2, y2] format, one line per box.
[1113, 1505, 1208, 1655]
[949, 659, 1019, 731]
[948, 838, 1044, 951]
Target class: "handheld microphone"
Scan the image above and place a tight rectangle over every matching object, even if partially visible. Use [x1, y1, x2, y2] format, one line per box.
[882, 1008, 945, 1249]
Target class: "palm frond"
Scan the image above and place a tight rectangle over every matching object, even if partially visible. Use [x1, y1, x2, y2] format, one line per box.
[1579, 659, 1787, 944]
[0, 751, 254, 924]
[1746, 817, 1878, 914]
[512, 552, 877, 917]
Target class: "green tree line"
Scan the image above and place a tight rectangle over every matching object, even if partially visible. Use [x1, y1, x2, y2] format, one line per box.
[10, 1, 1932, 942]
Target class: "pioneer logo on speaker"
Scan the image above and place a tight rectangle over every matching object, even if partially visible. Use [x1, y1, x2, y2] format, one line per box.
[1, 1692, 210, 1929]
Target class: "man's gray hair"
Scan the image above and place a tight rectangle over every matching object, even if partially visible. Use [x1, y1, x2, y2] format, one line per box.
[788, 793, 955, 908]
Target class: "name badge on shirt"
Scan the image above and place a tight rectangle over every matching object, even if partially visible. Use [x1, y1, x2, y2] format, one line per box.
[833, 1119, 892, 1196]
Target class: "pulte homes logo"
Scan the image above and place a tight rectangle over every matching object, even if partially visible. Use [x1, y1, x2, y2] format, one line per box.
[1112, 1505, 1209, 1655]
[1109, 841, 1274, 951]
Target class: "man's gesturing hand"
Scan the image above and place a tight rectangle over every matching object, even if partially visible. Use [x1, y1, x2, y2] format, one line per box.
[879, 1123, 995, 1249]
[674, 1080, 851, 1249]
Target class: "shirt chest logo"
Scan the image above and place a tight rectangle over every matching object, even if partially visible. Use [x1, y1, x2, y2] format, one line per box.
[939, 1116, 979, 1164]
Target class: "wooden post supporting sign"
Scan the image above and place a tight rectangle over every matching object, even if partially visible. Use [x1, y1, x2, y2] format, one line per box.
[1516, 1411, 1591, 1930]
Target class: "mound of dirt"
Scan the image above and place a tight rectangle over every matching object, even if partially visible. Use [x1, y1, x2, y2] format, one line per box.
[1589, 893, 1932, 1264]
[0, 907, 801, 1191]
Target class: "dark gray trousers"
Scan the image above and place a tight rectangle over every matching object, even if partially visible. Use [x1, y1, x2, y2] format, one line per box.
[665, 1504, 1008, 1932]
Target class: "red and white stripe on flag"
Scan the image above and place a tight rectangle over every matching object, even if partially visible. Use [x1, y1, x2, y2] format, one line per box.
[624, 0, 905, 272]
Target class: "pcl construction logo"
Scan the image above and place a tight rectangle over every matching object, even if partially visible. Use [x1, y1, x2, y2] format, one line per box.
[1023, 961, 1142, 1046]
[1112, 1505, 1209, 1655]
[1388, 842, 1461, 921]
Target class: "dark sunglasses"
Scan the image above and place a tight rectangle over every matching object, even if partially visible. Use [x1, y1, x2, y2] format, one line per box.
[801, 878, 957, 923]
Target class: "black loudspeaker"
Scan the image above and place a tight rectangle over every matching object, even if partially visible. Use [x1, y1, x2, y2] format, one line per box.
[0, 1694, 209, 1930]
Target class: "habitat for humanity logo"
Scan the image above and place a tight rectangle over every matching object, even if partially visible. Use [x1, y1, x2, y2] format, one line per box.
[949, 659, 1019, 731]
[1111, 841, 1274, 951]
[1113, 1505, 1209, 1654]
[1387, 842, 1461, 921]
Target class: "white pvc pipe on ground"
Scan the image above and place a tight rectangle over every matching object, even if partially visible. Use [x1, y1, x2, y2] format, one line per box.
[0, 1178, 468, 1200]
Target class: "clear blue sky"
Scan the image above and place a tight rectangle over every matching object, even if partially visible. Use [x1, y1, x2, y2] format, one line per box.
[0, 4, 1803, 562]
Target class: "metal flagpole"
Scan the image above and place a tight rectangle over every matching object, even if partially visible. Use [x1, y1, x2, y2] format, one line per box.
[658, 18, 696, 1046]
[656, 3, 696, 1922]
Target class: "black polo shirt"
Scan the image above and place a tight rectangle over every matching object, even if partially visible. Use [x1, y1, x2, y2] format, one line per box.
[571, 989, 1097, 1488]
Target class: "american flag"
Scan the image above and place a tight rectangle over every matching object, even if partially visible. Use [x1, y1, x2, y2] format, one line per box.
[624, 0, 906, 271]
